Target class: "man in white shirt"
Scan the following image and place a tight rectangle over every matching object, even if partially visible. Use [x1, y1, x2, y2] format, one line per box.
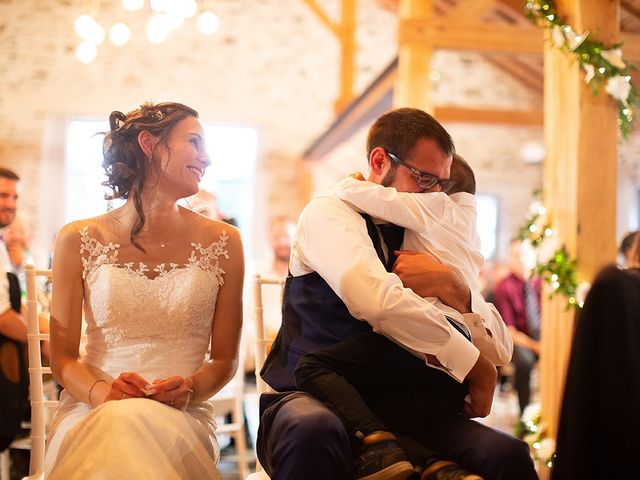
[258, 109, 536, 480]
[293, 154, 493, 479]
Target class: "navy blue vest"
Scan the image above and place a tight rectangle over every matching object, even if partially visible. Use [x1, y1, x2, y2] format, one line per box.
[261, 215, 401, 391]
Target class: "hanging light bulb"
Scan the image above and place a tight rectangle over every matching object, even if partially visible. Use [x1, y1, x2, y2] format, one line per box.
[121, 0, 144, 11]
[85, 21, 106, 46]
[168, 0, 197, 18]
[109, 22, 131, 46]
[146, 13, 172, 43]
[76, 42, 97, 64]
[75, 14, 97, 39]
[197, 11, 219, 35]
[150, 0, 171, 13]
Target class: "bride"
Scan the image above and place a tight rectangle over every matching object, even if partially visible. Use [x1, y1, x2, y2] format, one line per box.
[46, 102, 244, 479]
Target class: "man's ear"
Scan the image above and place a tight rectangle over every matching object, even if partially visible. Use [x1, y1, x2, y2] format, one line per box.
[369, 147, 388, 176]
[137, 130, 156, 158]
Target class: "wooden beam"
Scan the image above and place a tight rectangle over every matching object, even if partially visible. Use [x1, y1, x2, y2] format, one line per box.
[301, 0, 356, 112]
[435, 106, 543, 125]
[399, 20, 544, 54]
[445, 0, 497, 21]
[334, 0, 356, 112]
[541, 0, 619, 440]
[301, 0, 339, 37]
[395, 0, 434, 110]
[621, 32, 640, 60]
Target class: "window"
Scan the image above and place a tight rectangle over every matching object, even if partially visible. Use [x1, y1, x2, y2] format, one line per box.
[476, 194, 498, 260]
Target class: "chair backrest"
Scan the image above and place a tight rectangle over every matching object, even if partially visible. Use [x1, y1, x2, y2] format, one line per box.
[25, 264, 55, 478]
[252, 274, 285, 396]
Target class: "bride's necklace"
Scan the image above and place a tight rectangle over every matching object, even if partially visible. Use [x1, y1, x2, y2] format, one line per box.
[107, 213, 170, 248]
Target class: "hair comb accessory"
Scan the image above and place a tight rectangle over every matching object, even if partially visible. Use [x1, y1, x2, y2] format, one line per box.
[152, 110, 165, 121]
[109, 111, 127, 131]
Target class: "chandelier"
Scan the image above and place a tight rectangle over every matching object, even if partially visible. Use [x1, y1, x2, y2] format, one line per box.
[74, 0, 220, 64]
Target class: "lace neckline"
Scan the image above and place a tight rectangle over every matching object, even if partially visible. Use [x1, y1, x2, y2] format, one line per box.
[79, 226, 230, 284]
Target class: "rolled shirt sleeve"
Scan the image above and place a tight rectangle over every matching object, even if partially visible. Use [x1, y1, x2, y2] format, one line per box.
[290, 196, 481, 383]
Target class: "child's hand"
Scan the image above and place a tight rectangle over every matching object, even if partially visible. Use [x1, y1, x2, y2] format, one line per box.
[349, 172, 365, 181]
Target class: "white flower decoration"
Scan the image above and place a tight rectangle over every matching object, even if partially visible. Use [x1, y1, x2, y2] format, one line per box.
[605, 75, 632, 101]
[582, 63, 595, 83]
[537, 437, 556, 460]
[536, 235, 562, 265]
[601, 48, 626, 70]
[576, 281, 591, 308]
[566, 30, 588, 50]
[521, 402, 541, 424]
[551, 25, 565, 48]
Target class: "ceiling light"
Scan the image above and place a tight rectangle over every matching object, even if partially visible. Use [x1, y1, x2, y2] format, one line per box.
[197, 11, 219, 35]
[76, 42, 97, 64]
[109, 22, 131, 46]
[121, 0, 144, 11]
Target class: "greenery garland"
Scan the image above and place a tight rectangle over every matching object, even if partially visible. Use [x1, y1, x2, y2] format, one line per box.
[525, 0, 638, 138]
[516, 403, 556, 468]
[517, 190, 583, 310]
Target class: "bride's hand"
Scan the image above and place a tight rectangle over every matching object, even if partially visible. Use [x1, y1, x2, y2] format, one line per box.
[148, 376, 195, 410]
[103, 372, 149, 403]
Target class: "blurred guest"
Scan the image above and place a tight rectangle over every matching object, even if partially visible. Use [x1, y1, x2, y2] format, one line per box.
[188, 189, 238, 226]
[494, 239, 540, 415]
[264, 215, 296, 279]
[619, 230, 639, 267]
[551, 264, 640, 479]
[629, 233, 640, 269]
[3, 216, 30, 274]
[0, 166, 29, 458]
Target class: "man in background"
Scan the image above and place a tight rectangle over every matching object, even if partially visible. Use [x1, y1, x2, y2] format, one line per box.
[493, 239, 541, 416]
[0, 167, 30, 473]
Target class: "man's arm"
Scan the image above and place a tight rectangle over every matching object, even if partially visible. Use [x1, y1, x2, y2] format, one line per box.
[293, 196, 479, 383]
[393, 250, 513, 368]
[0, 308, 27, 341]
[332, 177, 451, 232]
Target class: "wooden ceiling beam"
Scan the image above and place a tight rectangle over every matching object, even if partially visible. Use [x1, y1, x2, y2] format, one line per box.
[399, 19, 543, 54]
[621, 32, 640, 60]
[444, 0, 497, 21]
[435, 106, 543, 125]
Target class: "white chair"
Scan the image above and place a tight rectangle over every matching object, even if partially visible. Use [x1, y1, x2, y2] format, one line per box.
[245, 274, 285, 479]
[211, 347, 250, 479]
[23, 265, 56, 480]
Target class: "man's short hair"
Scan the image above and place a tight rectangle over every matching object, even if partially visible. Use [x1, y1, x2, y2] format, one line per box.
[0, 167, 20, 181]
[448, 154, 476, 195]
[366, 108, 455, 163]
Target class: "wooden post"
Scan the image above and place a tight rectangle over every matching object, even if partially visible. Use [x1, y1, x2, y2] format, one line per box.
[395, 0, 433, 111]
[541, 0, 619, 438]
[334, 0, 356, 112]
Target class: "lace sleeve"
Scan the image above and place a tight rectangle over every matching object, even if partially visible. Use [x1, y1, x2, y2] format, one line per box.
[79, 226, 120, 280]
[188, 231, 230, 286]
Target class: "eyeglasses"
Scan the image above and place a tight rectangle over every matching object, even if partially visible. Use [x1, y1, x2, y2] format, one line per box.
[386, 151, 456, 193]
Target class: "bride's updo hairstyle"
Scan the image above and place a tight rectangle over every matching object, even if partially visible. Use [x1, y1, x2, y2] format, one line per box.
[102, 101, 199, 250]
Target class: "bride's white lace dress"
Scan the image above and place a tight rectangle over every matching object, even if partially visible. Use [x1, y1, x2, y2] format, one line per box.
[45, 218, 230, 479]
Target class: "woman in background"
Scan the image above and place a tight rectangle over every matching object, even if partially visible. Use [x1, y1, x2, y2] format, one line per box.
[551, 262, 640, 478]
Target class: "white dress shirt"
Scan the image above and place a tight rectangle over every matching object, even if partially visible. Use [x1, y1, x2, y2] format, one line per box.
[289, 188, 512, 383]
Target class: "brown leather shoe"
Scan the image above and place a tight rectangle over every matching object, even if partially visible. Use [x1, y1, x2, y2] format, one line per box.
[421, 460, 483, 480]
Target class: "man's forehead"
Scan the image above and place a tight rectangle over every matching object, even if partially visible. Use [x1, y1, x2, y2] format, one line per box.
[0, 178, 20, 195]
